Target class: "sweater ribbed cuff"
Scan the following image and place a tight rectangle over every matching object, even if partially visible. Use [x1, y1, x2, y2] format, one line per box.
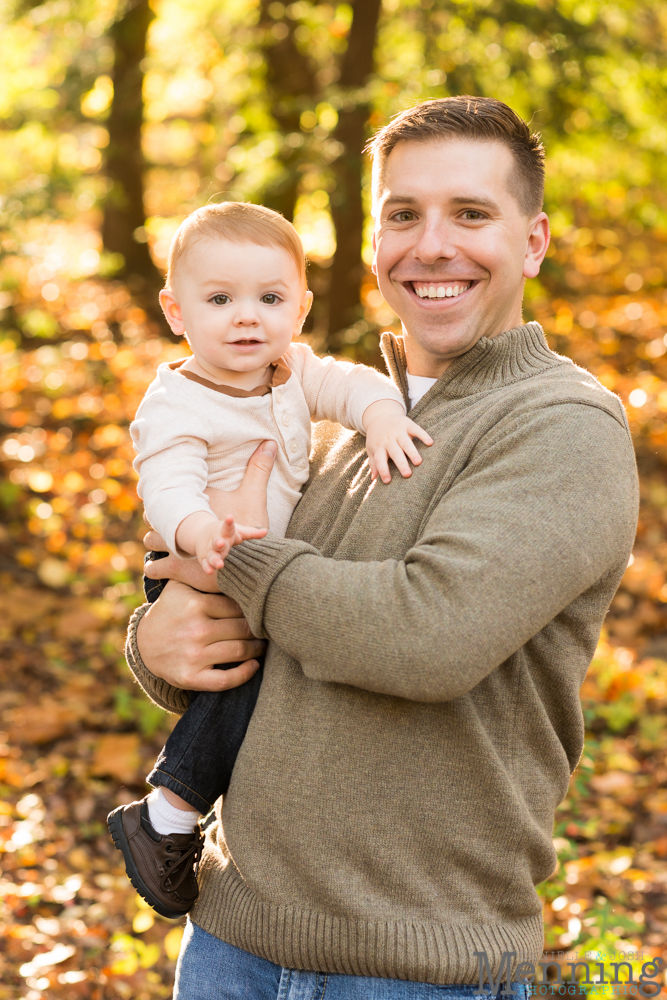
[217, 535, 319, 639]
[125, 603, 191, 715]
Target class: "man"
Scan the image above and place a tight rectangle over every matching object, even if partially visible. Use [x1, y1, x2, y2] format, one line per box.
[125, 97, 638, 998]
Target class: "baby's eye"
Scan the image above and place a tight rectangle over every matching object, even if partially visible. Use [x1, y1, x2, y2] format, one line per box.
[211, 293, 230, 305]
[260, 293, 280, 304]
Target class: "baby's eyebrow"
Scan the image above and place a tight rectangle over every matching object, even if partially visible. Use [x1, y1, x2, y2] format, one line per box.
[199, 278, 291, 289]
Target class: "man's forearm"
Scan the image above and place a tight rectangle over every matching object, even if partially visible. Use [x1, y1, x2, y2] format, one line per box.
[218, 404, 638, 702]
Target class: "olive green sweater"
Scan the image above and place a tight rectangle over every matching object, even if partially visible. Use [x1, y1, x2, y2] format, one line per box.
[126, 323, 638, 985]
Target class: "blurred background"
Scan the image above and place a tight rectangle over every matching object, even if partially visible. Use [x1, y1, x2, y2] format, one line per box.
[2, 0, 667, 996]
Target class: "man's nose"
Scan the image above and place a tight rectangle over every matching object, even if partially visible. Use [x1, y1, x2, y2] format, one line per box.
[412, 217, 457, 265]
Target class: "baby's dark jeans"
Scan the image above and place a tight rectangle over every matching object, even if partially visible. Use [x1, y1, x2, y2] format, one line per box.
[143, 552, 263, 814]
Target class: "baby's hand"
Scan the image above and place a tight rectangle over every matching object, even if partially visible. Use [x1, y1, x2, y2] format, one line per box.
[362, 400, 433, 484]
[195, 515, 268, 574]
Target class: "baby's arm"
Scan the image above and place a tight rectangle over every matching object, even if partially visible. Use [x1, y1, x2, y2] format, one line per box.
[176, 512, 267, 575]
[133, 377, 266, 564]
[287, 343, 433, 483]
[362, 399, 433, 483]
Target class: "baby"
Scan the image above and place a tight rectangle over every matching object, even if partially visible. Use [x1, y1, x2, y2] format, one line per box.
[107, 202, 432, 919]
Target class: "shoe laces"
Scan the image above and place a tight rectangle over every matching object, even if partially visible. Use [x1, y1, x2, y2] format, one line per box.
[160, 830, 203, 894]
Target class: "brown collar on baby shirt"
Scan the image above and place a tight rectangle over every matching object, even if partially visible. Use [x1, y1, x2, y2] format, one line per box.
[169, 357, 292, 398]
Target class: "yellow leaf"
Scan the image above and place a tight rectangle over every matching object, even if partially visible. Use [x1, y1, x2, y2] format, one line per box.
[132, 909, 155, 933]
[138, 942, 161, 968]
[52, 398, 74, 419]
[28, 470, 53, 492]
[102, 477, 122, 497]
[68, 847, 91, 871]
[63, 471, 86, 492]
[37, 557, 70, 588]
[164, 926, 184, 961]
[110, 954, 139, 976]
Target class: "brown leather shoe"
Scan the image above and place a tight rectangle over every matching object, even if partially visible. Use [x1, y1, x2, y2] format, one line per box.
[107, 797, 203, 919]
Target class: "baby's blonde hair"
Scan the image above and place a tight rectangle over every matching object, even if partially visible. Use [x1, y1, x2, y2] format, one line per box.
[166, 201, 307, 288]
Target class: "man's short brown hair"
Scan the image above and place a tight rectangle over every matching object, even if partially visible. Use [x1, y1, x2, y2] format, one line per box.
[166, 201, 306, 289]
[366, 97, 545, 217]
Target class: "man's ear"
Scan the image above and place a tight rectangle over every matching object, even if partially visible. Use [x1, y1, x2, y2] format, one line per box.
[159, 288, 186, 336]
[523, 213, 550, 280]
[371, 229, 378, 276]
[294, 289, 314, 336]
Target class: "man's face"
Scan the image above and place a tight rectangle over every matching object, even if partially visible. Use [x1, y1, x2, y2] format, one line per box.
[372, 138, 550, 375]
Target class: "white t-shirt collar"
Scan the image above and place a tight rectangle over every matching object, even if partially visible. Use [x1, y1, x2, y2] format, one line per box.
[406, 372, 438, 409]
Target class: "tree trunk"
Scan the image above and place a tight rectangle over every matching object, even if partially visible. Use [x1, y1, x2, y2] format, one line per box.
[102, 0, 162, 293]
[327, 0, 383, 347]
[258, 1, 316, 222]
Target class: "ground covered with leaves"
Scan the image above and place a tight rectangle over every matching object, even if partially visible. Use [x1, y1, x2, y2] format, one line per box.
[3, 225, 667, 997]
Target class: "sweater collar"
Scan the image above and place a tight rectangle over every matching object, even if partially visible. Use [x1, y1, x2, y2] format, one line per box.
[380, 322, 565, 407]
[169, 356, 291, 398]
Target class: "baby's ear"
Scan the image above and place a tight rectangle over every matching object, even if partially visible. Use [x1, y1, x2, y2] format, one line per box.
[294, 289, 314, 337]
[159, 288, 186, 336]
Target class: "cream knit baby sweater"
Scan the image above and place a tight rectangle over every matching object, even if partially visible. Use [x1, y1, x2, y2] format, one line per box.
[131, 341, 405, 554]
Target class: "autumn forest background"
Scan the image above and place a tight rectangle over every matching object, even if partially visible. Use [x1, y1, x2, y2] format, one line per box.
[2, 0, 667, 996]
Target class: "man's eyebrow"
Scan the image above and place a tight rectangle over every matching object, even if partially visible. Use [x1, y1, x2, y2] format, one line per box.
[380, 195, 418, 207]
[449, 195, 500, 210]
[380, 194, 500, 210]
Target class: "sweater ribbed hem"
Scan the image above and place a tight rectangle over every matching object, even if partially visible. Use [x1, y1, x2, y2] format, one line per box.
[191, 854, 544, 984]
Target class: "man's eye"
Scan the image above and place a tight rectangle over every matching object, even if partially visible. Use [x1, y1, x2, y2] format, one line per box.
[393, 211, 415, 223]
[261, 293, 280, 304]
[462, 211, 484, 220]
[211, 294, 229, 305]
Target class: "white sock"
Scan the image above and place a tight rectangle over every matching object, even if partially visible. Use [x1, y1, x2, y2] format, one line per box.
[147, 787, 200, 835]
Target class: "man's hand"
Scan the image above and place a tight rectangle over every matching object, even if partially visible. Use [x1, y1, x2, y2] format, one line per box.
[136, 580, 265, 691]
[209, 438, 277, 527]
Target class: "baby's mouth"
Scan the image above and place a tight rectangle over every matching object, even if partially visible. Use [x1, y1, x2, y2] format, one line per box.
[409, 280, 474, 300]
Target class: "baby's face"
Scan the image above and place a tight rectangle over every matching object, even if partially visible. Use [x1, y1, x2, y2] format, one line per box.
[162, 238, 312, 375]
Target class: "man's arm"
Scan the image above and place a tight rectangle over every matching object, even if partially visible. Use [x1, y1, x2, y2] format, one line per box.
[217, 403, 638, 703]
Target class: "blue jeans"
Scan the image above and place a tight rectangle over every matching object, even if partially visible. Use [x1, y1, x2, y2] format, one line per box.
[174, 921, 531, 1000]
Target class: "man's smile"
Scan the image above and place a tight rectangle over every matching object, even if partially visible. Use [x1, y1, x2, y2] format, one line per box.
[398, 278, 480, 304]
[410, 280, 475, 300]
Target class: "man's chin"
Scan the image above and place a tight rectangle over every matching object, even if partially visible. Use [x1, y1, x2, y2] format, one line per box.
[402, 313, 487, 361]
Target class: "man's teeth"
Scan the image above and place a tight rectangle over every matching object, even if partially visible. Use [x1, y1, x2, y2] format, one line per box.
[414, 282, 472, 299]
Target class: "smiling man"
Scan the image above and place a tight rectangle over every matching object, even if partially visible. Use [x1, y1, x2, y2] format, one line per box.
[370, 113, 548, 376]
[126, 97, 639, 999]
